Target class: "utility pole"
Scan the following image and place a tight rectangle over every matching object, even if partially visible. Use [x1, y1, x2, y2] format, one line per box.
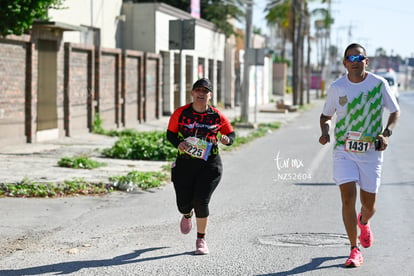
[241, 0, 253, 122]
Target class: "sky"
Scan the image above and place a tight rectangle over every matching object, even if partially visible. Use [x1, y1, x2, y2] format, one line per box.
[252, 0, 414, 58]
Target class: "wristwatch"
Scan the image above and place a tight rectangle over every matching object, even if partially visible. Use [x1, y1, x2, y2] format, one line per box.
[382, 128, 392, 137]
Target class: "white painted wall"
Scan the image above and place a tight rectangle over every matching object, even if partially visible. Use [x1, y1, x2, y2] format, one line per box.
[46, 1, 273, 114]
[122, 3, 224, 64]
[48, 0, 123, 48]
[121, 3, 225, 108]
[122, 3, 157, 52]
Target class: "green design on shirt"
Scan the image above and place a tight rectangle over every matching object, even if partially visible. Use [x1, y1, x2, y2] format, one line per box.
[335, 83, 383, 148]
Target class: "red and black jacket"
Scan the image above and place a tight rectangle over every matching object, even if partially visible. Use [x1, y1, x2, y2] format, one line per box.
[167, 104, 235, 158]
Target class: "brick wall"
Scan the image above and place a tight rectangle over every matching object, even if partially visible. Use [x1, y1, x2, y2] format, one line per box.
[0, 36, 35, 145]
[144, 53, 162, 122]
[0, 36, 162, 146]
[64, 43, 95, 136]
[123, 50, 144, 126]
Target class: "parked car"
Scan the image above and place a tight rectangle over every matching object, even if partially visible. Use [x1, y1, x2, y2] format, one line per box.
[374, 68, 400, 101]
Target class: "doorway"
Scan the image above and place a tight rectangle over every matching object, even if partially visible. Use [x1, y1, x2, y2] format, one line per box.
[37, 39, 58, 140]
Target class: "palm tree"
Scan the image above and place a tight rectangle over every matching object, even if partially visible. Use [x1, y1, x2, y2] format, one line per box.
[265, 0, 291, 59]
[375, 47, 387, 57]
[266, 0, 307, 105]
[311, 0, 334, 98]
[312, 6, 334, 73]
[266, 0, 334, 104]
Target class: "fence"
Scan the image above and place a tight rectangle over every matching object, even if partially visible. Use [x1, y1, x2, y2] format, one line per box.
[0, 35, 162, 146]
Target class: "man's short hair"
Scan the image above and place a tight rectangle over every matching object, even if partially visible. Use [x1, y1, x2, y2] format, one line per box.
[344, 43, 367, 59]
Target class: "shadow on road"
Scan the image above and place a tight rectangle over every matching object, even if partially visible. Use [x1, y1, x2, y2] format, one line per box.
[295, 181, 414, 187]
[256, 255, 347, 276]
[0, 247, 193, 275]
[381, 181, 414, 186]
[294, 182, 335, 186]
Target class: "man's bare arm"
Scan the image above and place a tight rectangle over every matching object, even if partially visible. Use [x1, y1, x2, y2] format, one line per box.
[319, 113, 332, 145]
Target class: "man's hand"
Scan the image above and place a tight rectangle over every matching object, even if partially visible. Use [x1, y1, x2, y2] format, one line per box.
[319, 134, 330, 145]
[319, 114, 332, 146]
[375, 135, 389, 151]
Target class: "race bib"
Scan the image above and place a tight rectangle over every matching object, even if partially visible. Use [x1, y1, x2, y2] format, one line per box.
[183, 137, 213, 161]
[344, 131, 372, 153]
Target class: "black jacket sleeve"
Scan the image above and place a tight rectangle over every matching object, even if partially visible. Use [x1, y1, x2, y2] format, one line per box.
[226, 131, 236, 146]
[166, 129, 180, 148]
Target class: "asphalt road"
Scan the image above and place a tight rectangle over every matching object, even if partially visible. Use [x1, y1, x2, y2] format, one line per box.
[0, 93, 413, 275]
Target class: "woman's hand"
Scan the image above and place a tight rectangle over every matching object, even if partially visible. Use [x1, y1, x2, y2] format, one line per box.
[220, 135, 230, 145]
[178, 141, 190, 152]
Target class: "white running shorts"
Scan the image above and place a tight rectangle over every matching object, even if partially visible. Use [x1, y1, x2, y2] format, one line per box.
[333, 149, 383, 193]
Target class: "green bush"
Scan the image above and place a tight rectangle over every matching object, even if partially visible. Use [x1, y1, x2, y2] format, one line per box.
[102, 131, 176, 161]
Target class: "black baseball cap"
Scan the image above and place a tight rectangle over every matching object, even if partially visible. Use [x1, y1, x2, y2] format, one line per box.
[192, 78, 213, 92]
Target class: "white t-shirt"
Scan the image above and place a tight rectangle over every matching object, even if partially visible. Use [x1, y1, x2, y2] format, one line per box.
[322, 72, 399, 158]
[323, 72, 399, 120]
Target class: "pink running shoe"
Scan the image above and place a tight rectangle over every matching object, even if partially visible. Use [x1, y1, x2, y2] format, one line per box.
[358, 213, 374, 248]
[195, 238, 209, 255]
[180, 212, 192, 234]
[345, 247, 363, 267]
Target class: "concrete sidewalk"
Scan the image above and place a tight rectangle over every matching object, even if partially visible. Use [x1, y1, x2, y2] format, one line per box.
[0, 97, 318, 185]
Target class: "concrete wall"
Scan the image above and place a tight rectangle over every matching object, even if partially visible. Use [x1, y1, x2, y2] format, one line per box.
[122, 3, 157, 53]
[48, 0, 124, 48]
[121, 3, 226, 112]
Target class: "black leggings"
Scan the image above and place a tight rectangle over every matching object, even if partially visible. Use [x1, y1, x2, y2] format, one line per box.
[171, 155, 223, 218]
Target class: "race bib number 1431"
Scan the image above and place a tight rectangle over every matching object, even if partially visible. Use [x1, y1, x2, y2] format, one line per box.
[344, 131, 372, 153]
[345, 139, 372, 153]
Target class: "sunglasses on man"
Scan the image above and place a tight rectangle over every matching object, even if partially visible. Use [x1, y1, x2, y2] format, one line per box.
[345, 55, 366, 62]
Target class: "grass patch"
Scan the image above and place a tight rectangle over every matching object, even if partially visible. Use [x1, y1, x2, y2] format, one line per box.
[109, 170, 169, 191]
[221, 122, 281, 151]
[298, 102, 315, 112]
[0, 177, 112, 198]
[57, 156, 106, 169]
[0, 168, 169, 198]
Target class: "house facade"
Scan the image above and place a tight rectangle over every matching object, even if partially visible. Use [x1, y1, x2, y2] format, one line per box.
[48, 1, 228, 114]
[0, 0, 274, 145]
